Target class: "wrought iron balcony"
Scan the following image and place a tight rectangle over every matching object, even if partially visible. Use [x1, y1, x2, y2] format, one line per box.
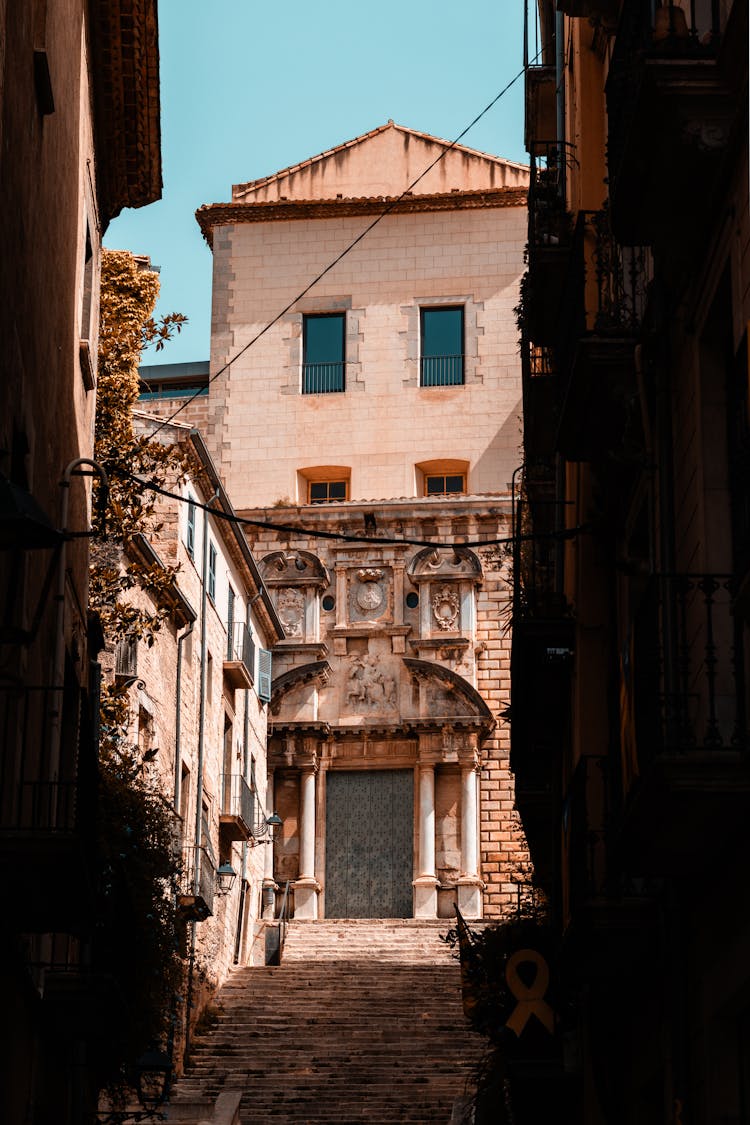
[219, 772, 255, 842]
[178, 844, 215, 921]
[606, 0, 736, 245]
[521, 337, 558, 460]
[631, 573, 747, 760]
[523, 142, 576, 345]
[556, 209, 649, 461]
[419, 355, 464, 387]
[0, 683, 97, 930]
[302, 362, 345, 394]
[223, 620, 255, 689]
[620, 572, 750, 871]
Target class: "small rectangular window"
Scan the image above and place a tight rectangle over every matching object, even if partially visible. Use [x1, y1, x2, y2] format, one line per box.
[186, 495, 196, 558]
[208, 543, 217, 602]
[309, 480, 348, 504]
[303, 313, 345, 394]
[425, 474, 466, 496]
[420, 307, 464, 386]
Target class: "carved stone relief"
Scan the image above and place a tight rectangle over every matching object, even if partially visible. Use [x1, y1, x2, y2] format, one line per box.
[345, 654, 398, 712]
[276, 587, 306, 638]
[348, 567, 391, 624]
[432, 586, 460, 632]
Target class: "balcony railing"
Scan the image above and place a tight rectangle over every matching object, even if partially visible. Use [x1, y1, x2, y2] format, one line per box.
[528, 141, 576, 251]
[0, 684, 96, 832]
[224, 621, 255, 689]
[606, 0, 732, 242]
[559, 209, 649, 355]
[629, 573, 747, 767]
[302, 362, 345, 394]
[220, 773, 254, 841]
[419, 355, 464, 387]
[180, 844, 215, 919]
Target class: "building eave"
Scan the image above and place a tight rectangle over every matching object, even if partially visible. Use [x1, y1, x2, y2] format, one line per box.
[196, 187, 529, 248]
[88, 0, 162, 227]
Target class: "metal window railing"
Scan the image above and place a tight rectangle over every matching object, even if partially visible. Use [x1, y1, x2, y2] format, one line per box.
[419, 355, 464, 387]
[225, 620, 255, 677]
[181, 844, 216, 916]
[528, 141, 577, 251]
[628, 574, 747, 767]
[607, 0, 725, 188]
[0, 684, 96, 832]
[221, 773, 254, 828]
[302, 362, 345, 394]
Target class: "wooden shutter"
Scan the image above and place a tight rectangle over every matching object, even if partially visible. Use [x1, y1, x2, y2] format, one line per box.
[257, 648, 272, 703]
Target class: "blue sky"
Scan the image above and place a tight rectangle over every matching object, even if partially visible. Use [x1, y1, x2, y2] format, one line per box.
[106, 0, 528, 367]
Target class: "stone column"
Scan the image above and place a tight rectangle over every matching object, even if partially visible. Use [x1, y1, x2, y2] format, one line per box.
[262, 770, 278, 920]
[294, 752, 319, 919]
[413, 762, 438, 918]
[457, 758, 483, 919]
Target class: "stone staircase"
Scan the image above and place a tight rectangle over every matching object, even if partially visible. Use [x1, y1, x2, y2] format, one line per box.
[169, 919, 484, 1123]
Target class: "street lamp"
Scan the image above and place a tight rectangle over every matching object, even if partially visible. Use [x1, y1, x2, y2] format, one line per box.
[96, 1046, 172, 1123]
[215, 860, 238, 895]
[249, 809, 282, 846]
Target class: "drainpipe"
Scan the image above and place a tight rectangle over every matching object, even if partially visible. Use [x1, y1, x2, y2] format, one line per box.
[234, 683, 251, 965]
[174, 620, 194, 813]
[192, 489, 218, 884]
[184, 488, 219, 1069]
[555, 10, 567, 203]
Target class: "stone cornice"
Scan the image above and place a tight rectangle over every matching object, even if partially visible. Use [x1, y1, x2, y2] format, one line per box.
[89, 0, 162, 227]
[196, 187, 528, 247]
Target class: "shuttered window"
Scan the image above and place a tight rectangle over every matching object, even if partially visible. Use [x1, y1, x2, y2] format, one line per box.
[257, 648, 272, 703]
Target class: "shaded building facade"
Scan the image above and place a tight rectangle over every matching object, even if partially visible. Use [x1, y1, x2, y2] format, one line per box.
[514, 1, 750, 1120]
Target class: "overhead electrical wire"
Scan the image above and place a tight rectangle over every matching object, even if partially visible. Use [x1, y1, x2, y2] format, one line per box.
[124, 470, 587, 552]
[145, 57, 537, 440]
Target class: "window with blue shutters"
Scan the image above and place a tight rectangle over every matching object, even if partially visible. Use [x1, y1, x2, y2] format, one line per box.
[257, 648, 272, 703]
[186, 494, 196, 558]
[208, 542, 217, 602]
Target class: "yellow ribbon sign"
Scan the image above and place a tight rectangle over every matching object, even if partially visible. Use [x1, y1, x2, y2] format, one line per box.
[505, 949, 556, 1037]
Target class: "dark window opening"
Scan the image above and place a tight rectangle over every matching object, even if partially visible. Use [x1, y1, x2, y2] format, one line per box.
[303, 314, 345, 394]
[406, 591, 420, 609]
[426, 474, 466, 496]
[420, 307, 464, 386]
[309, 480, 348, 504]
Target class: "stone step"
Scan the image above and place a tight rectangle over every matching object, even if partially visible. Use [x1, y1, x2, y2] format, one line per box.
[169, 919, 482, 1123]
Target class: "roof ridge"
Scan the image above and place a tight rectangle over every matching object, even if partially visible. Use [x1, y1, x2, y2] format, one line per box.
[231, 121, 526, 200]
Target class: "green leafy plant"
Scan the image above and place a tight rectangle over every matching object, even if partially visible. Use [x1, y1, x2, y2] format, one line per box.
[90, 250, 188, 1086]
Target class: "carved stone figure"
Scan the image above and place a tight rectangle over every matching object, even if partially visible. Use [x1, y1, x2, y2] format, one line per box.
[345, 655, 397, 711]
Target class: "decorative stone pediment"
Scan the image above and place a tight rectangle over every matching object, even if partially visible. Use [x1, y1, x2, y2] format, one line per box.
[270, 660, 331, 714]
[407, 546, 483, 585]
[404, 657, 495, 733]
[260, 550, 330, 588]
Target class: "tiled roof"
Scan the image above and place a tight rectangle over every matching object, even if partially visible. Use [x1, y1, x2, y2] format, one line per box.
[196, 185, 528, 246]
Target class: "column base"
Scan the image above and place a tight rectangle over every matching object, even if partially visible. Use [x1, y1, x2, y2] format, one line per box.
[261, 879, 278, 921]
[413, 875, 439, 919]
[293, 877, 320, 920]
[456, 877, 484, 920]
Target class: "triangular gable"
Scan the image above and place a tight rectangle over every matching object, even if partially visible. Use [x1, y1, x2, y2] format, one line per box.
[232, 121, 528, 204]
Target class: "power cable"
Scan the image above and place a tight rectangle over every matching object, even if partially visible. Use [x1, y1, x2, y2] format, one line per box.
[124, 470, 587, 552]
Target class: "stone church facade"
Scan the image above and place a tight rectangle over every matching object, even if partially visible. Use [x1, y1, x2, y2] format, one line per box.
[193, 122, 530, 921]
